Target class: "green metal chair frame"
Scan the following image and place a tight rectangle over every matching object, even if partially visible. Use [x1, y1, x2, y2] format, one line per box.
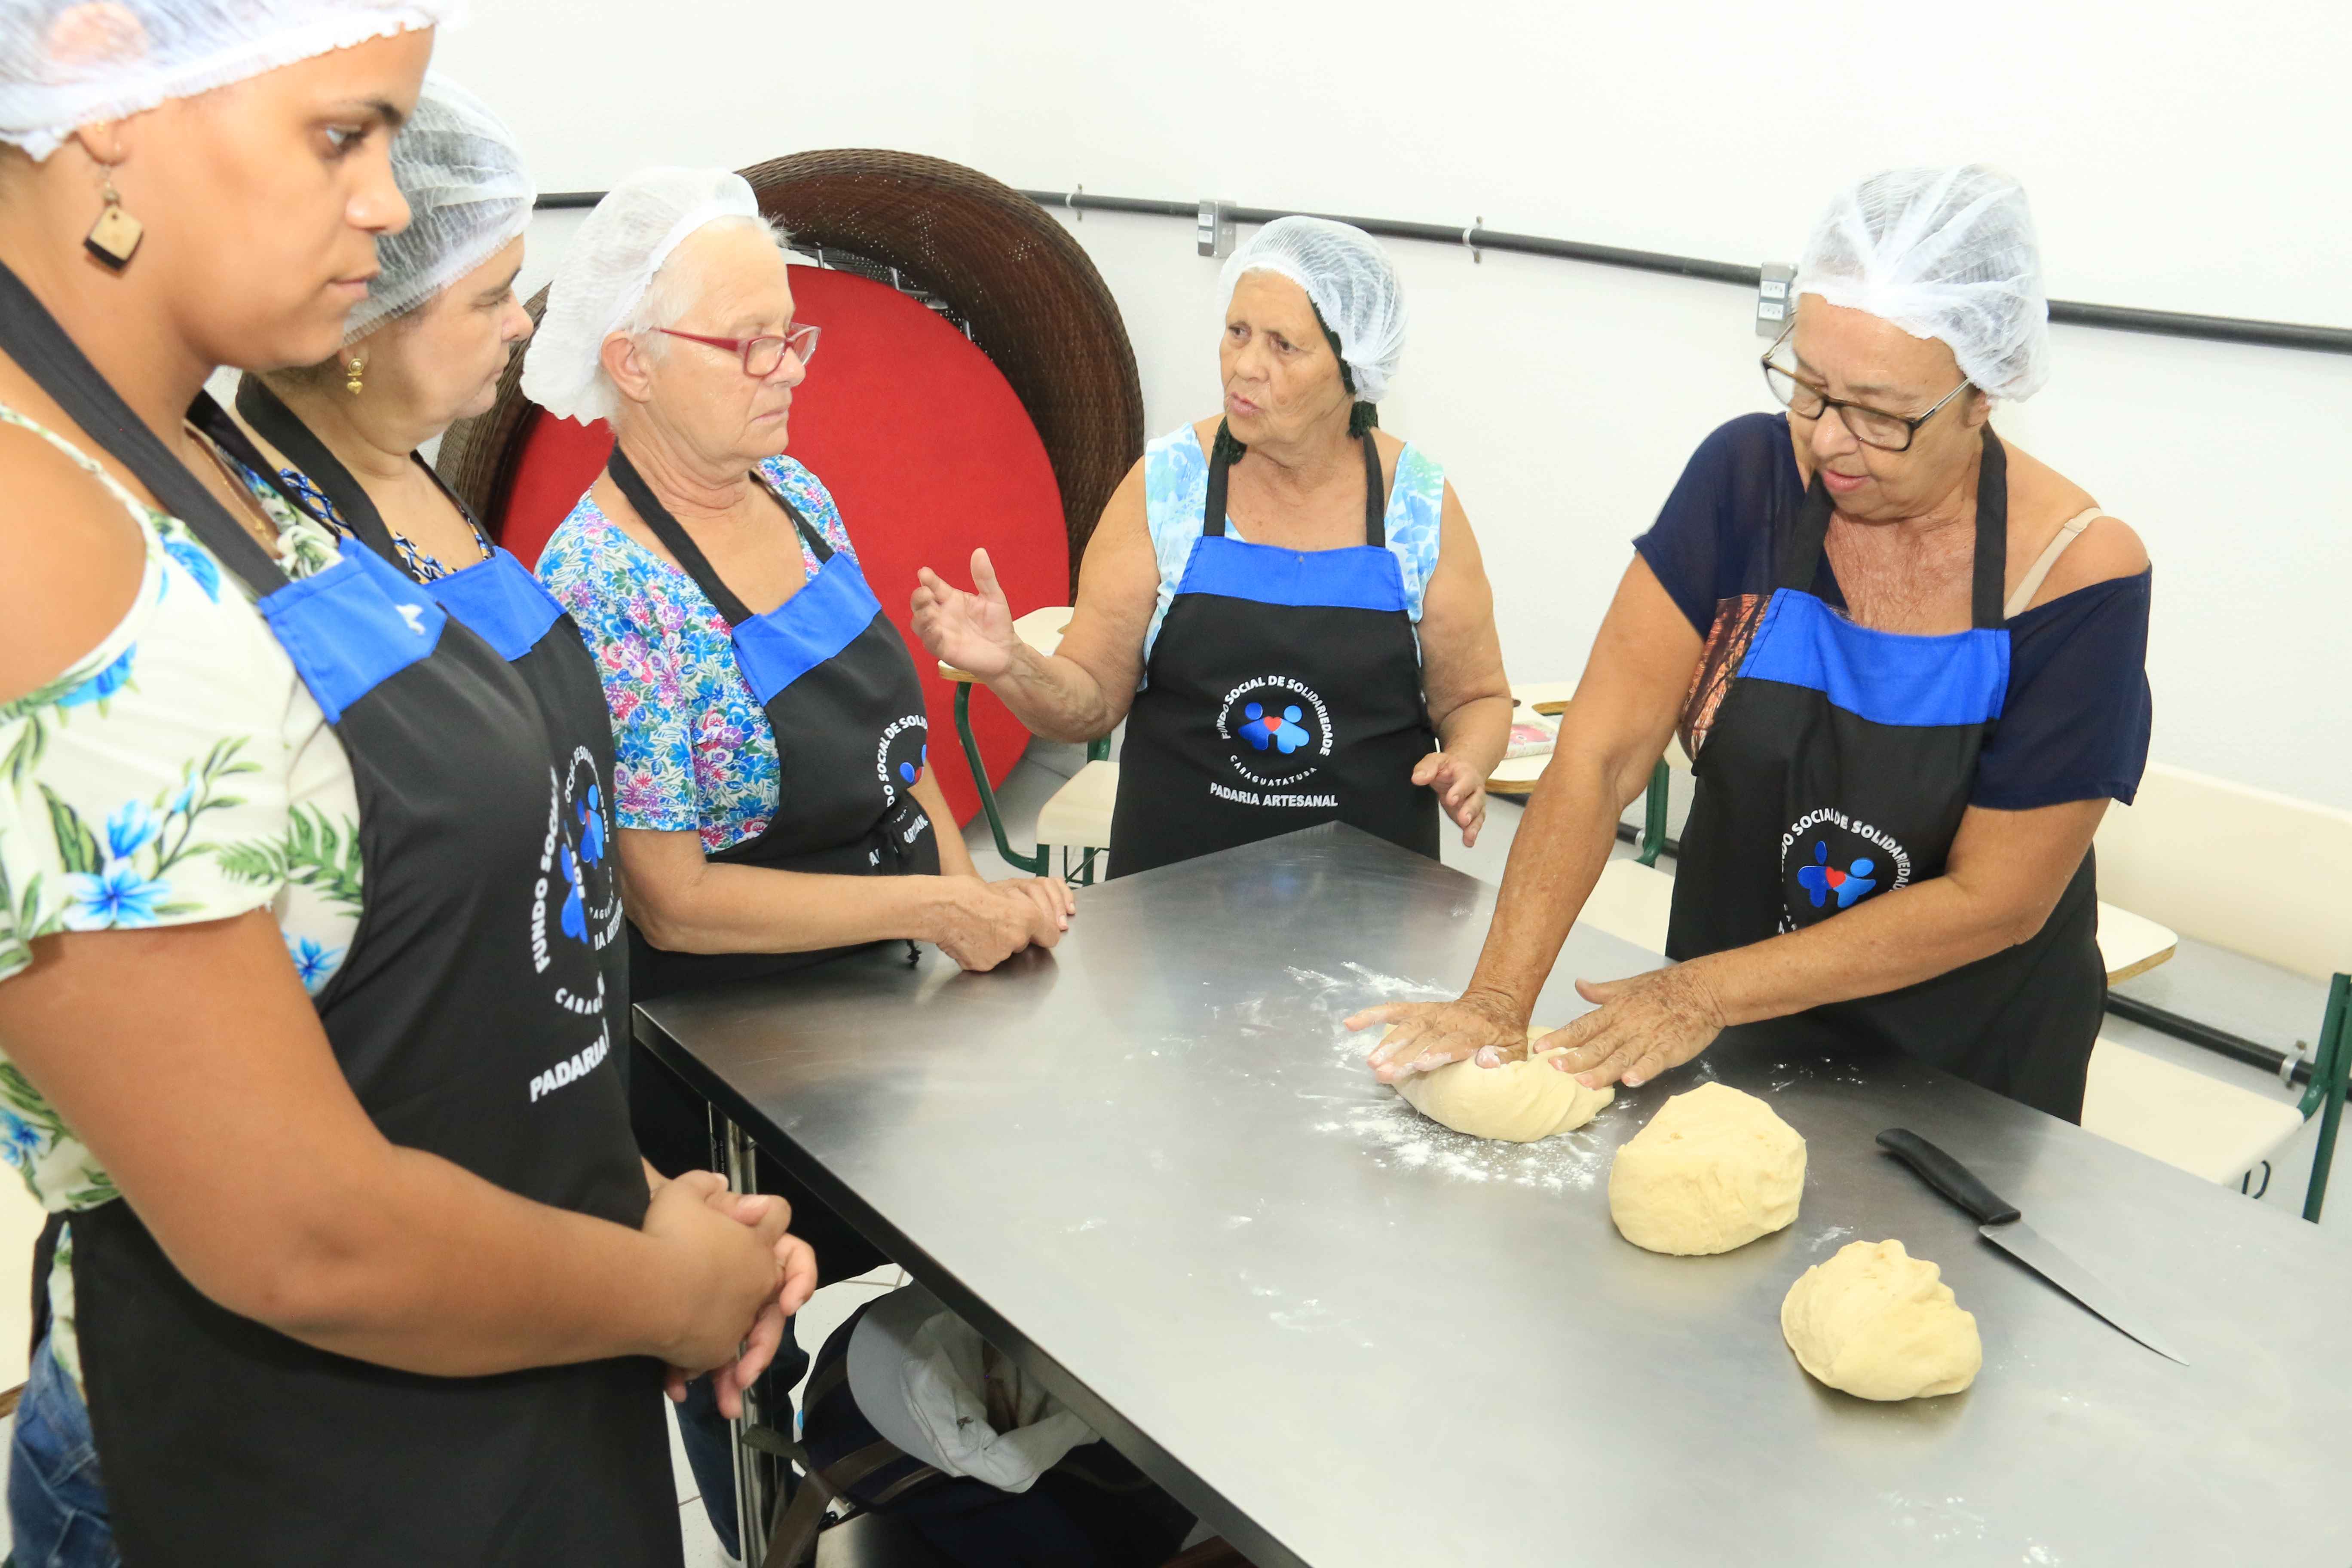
[1634, 760, 1670, 867]
[952, 682, 1112, 886]
[2296, 974, 2349, 1222]
[1629, 759, 2352, 1224]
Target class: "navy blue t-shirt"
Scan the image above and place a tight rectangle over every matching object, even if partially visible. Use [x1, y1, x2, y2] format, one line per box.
[1634, 413, 2152, 811]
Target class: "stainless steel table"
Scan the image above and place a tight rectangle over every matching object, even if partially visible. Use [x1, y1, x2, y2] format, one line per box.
[637, 824, 2352, 1567]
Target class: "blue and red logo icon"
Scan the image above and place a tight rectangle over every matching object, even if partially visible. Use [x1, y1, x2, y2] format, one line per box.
[1795, 839, 1876, 910]
[1242, 702, 1312, 755]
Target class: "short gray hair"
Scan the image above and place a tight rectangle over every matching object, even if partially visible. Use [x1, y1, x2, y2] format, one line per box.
[623, 214, 792, 355]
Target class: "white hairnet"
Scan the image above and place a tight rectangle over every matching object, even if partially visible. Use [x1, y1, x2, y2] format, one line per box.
[1794, 165, 2050, 402]
[519, 165, 760, 425]
[1219, 215, 1406, 405]
[0, 0, 464, 162]
[344, 72, 529, 343]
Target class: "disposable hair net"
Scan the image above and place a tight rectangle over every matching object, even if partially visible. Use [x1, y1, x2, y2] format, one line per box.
[343, 71, 530, 343]
[520, 165, 760, 425]
[0, 0, 465, 162]
[1794, 165, 2050, 402]
[1219, 214, 1406, 406]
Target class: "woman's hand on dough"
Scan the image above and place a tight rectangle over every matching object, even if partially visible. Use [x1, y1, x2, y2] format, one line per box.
[1542, 966, 1728, 1090]
[1410, 751, 1488, 847]
[1348, 990, 1527, 1084]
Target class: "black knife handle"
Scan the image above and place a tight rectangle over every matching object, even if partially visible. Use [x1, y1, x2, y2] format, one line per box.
[1877, 1129, 2021, 1225]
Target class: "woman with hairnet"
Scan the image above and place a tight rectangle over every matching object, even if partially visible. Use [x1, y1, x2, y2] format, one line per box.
[526, 166, 1075, 1559]
[0, 11, 809, 1568]
[233, 77, 628, 1055]
[229, 61, 687, 1349]
[1357, 167, 2151, 1124]
[913, 216, 1512, 877]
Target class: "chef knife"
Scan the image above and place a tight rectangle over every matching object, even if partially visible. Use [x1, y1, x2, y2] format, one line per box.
[1877, 1128, 2188, 1366]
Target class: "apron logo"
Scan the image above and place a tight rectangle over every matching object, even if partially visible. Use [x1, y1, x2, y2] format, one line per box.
[532, 754, 624, 976]
[1216, 675, 1334, 792]
[1779, 808, 1912, 929]
[395, 601, 428, 636]
[876, 715, 929, 805]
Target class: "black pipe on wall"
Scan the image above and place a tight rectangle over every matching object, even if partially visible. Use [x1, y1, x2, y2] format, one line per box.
[531, 187, 2352, 355]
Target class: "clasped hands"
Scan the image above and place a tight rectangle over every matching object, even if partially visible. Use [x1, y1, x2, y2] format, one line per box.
[1349, 963, 1730, 1091]
[643, 1165, 819, 1419]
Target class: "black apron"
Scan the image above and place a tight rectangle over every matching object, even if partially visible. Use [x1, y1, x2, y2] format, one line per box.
[604, 448, 938, 1281]
[234, 374, 627, 1040]
[0, 260, 678, 1567]
[1109, 426, 1439, 878]
[1666, 430, 2104, 1121]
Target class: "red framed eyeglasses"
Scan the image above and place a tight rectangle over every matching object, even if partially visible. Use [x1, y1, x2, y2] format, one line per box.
[655, 322, 821, 377]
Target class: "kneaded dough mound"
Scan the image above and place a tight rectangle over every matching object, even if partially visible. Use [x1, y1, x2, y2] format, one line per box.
[1393, 1026, 1614, 1143]
[1781, 1239, 1982, 1400]
[1607, 1082, 1804, 1254]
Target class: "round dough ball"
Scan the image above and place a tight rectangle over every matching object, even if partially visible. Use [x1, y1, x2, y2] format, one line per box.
[1607, 1081, 1804, 1254]
[1781, 1239, 1982, 1400]
[1392, 1026, 1614, 1143]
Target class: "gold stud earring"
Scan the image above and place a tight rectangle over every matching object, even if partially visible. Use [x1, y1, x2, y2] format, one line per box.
[345, 355, 365, 396]
[83, 170, 143, 272]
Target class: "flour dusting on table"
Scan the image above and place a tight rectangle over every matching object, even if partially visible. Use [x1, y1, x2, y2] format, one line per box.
[1283, 965, 1614, 1191]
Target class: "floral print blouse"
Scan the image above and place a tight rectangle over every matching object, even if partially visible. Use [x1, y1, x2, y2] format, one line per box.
[536, 455, 861, 854]
[0, 405, 361, 1387]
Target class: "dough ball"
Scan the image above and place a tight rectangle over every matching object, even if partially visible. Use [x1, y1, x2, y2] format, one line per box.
[1392, 1026, 1614, 1143]
[1780, 1239, 1982, 1400]
[1607, 1081, 1804, 1254]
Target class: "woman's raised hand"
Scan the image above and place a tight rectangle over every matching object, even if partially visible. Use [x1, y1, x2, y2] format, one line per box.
[1347, 990, 1531, 1083]
[912, 548, 1022, 679]
[930, 874, 1075, 971]
[1411, 750, 1489, 847]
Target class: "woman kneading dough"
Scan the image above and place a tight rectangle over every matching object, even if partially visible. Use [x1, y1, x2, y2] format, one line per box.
[913, 217, 1510, 878]
[1357, 167, 2152, 1124]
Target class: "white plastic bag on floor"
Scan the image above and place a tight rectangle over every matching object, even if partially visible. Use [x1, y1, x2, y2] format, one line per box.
[845, 1286, 1096, 1493]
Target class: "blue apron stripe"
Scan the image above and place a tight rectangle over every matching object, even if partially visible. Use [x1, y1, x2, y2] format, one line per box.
[732, 552, 884, 707]
[1736, 590, 2009, 729]
[1174, 535, 1409, 613]
[428, 548, 567, 663]
[257, 545, 445, 724]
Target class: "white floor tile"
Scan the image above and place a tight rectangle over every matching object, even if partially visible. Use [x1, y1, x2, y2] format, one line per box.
[679, 1495, 739, 1568]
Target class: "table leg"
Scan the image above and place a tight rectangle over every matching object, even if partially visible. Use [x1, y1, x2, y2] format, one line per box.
[717, 1114, 777, 1566]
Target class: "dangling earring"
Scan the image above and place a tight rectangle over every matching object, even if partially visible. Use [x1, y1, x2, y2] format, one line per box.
[83, 170, 143, 272]
[345, 355, 365, 396]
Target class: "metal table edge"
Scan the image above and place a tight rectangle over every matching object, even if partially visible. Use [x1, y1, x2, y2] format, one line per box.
[631, 1001, 1311, 1568]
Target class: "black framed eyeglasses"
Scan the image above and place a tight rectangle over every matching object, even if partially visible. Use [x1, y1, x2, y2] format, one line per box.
[1761, 326, 1972, 453]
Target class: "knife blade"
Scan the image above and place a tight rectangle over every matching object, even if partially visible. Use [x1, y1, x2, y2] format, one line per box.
[1877, 1128, 2188, 1366]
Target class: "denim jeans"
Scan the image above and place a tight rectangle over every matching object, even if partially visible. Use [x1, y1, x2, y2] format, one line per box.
[7, 1338, 117, 1568]
[677, 1314, 809, 1560]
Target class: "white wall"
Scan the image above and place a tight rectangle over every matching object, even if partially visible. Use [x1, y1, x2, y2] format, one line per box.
[438, 0, 2352, 808]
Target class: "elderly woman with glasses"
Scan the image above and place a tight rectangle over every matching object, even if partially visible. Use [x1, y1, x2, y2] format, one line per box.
[526, 166, 1074, 1557]
[1356, 166, 2152, 1124]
